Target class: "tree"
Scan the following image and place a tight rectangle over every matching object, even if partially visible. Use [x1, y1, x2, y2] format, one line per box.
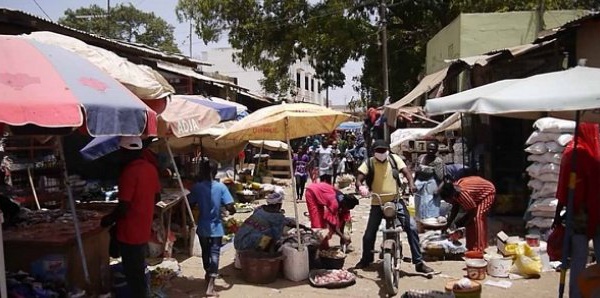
[59, 4, 180, 54]
[176, 0, 596, 103]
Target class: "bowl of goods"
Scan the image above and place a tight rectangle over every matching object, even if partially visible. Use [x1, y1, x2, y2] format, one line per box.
[309, 269, 356, 288]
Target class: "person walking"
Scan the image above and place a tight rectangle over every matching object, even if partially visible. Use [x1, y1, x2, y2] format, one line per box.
[553, 122, 600, 298]
[439, 175, 496, 252]
[293, 146, 309, 200]
[188, 159, 236, 297]
[413, 142, 445, 220]
[316, 140, 334, 184]
[101, 136, 161, 298]
[354, 140, 434, 274]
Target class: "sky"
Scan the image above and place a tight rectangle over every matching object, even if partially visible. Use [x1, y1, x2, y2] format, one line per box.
[2, 0, 361, 105]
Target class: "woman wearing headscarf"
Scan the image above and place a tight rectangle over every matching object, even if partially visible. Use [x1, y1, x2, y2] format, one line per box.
[414, 142, 445, 220]
[439, 175, 496, 252]
[553, 122, 600, 298]
[234, 189, 308, 252]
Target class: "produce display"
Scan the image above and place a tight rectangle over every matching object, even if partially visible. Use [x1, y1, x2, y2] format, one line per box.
[311, 269, 355, 286]
[13, 209, 100, 227]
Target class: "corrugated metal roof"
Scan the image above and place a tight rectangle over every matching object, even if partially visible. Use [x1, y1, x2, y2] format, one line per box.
[0, 8, 211, 67]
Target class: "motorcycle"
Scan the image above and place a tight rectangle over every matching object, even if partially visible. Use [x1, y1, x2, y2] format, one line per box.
[371, 192, 404, 296]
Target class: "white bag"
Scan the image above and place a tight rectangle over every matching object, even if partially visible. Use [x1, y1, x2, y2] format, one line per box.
[538, 182, 558, 197]
[533, 117, 576, 133]
[527, 179, 543, 190]
[545, 141, 564, 153]
[555, 134, 573, 146]
[528, 198, 558, 212]
[526, 131, 560, 145]
[542, 152, 563, 164]
[525, 142, 548, 154]
[539, 163, 560, 175]
[538, 173, 559, 183]
[528, 154, 546, 163]
[192, 233, 202, 257]
[526, 162, 543, 177]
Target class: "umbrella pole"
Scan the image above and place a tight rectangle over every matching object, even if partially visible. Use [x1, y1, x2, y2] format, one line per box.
[254, 143, 265, 180]
[0, 212, 7, 298]
[165, 139, 197, 255]
[558, 110, 581, 298]
[58, 138, 90, 285]
[285, 119, 303, 250]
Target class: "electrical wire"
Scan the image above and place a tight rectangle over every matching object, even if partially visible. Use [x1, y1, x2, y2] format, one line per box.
[32, 0, 53, 22]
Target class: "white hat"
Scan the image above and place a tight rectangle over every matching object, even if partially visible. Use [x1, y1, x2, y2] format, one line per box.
[266, 192, 284, 205]
[119, 136, 143, 150]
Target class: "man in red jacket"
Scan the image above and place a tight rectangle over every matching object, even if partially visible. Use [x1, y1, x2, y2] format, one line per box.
[102, 136, 161, 297]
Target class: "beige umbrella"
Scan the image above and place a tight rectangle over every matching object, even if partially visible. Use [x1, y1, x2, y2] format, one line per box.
[217, 103, 350, 248]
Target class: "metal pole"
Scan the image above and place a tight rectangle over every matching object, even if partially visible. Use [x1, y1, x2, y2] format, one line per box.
[285, 118, 303, 250]
[380, 0, 390, 143]
[189, 19, 193, 57]
[58, 138, 90, 285]
[558, 110, 580, 298]
[106, 0, 111, 37]
[165, 139, 197, 256]
[0, 212, 7, 298]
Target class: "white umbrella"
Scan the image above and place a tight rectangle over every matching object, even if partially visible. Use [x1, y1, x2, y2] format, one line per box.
[425, 66, 600, 121]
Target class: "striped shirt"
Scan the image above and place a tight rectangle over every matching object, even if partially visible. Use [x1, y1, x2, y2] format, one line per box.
[454, 176, 496, 211]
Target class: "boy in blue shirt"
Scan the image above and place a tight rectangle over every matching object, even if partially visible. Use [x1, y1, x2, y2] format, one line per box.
[188, 159, 236, 297]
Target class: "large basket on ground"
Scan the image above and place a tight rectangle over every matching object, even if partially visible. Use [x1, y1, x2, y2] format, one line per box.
[238, 251, 283, 284]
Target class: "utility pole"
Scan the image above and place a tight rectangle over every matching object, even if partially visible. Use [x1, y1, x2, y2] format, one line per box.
[106, 0, 111, 37]
[536, 0, 545, 33]
[189, 20, 193, 57]
[380, 0, 390, 143]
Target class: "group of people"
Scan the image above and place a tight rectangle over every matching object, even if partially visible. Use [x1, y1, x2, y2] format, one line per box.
[95, 125, 599, 298]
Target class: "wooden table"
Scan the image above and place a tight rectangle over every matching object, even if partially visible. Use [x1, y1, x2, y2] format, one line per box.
[156, 189, 191, 254]
[3, 220, 110, 295]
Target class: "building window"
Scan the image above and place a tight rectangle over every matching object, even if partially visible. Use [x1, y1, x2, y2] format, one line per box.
[318, 82, 321, 94]
[305, 76, 309, 90]
[296, 72, 301, 88]
[311, 79, 315, 92]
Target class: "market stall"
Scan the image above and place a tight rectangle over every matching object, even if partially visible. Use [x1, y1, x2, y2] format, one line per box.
[0, 34, 159, 296]
[217, 103, 349, 281]
[424, 65, 600, 297]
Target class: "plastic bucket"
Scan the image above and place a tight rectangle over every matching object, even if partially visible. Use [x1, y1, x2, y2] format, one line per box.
[282, 246, 309, 281]
[486, 256, 512, 278]
[465, 259, 487, 280]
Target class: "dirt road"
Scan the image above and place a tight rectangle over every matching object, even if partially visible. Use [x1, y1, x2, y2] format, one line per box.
[164, 185, 568, 298]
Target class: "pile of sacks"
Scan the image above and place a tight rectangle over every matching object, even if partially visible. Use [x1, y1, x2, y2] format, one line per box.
[524, 118, 575, 235]
[525, 117, 575, 235]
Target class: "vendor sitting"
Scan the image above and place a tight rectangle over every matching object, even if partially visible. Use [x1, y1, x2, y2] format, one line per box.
[234, 190, 305, 252]
[305, 182, 359, 249]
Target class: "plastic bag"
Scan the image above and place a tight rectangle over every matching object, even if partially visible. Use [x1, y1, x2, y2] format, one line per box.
[507, 243, 542, 276]
[547, 225, 565, 261]
[192, 232, 202, 257]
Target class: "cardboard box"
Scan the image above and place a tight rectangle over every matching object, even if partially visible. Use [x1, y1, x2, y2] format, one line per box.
[496, 231, 520, 256]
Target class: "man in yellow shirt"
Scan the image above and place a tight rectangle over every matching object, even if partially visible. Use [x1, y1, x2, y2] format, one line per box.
[354, 140, 434, 274]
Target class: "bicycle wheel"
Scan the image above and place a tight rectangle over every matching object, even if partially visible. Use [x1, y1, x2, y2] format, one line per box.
[383, 251, 399, 295]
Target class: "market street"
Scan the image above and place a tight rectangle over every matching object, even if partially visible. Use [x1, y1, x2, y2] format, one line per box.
[164, 184, 565, 298]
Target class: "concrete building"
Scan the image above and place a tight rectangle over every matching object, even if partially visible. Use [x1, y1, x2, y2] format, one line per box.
[200, 48, 325, 105]
[426, 10, 587, 74]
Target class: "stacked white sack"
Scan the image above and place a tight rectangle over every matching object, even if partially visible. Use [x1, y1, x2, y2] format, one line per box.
[524, 118, 574, 231]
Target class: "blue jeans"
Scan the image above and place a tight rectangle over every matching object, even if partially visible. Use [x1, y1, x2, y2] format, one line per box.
[570, 233, 600, 298]
[361, 201, 423, 265]
[199, 236, 222, 278]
